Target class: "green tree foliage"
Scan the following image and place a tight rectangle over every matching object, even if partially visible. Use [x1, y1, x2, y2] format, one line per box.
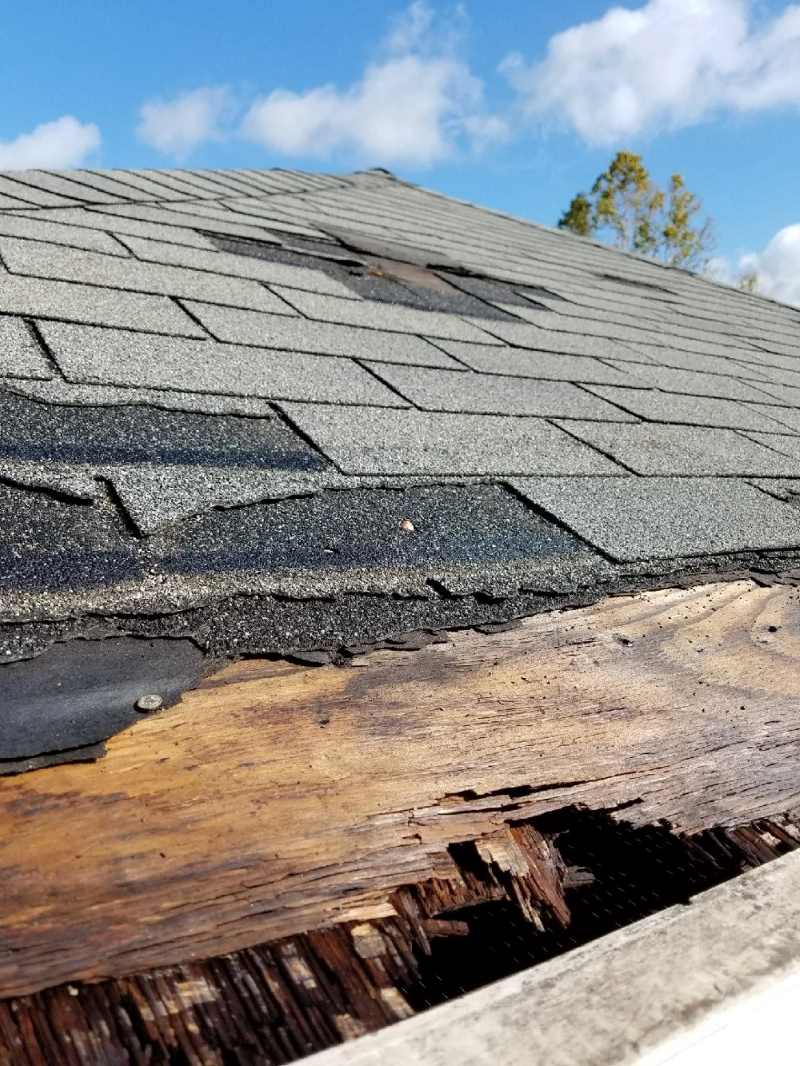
[558, 151, 713, 271]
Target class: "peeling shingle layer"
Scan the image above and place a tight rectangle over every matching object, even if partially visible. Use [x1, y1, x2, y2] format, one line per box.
[2, 165, 800, 676]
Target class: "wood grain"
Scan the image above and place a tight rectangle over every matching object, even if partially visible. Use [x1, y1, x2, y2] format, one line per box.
[2, 578, 800, 997]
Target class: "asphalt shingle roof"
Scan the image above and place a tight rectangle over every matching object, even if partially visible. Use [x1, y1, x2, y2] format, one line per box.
[3, 164, 800, 693]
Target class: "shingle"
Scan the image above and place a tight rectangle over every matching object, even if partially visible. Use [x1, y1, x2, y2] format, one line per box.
[0, 318, 52, 380]
[84, 170, 189, 201]
[366, 363, 637, 420]
[0, 193, 38, 209]
[428, 339, 636, 386]
[147, 482, 603, 589]
[630, 344, 774, 381]
[13, 208, 218, 250]
[0, 213, 128, 255]
[0, 237, 296, 315]
[474, 318, 643, 360]
[740, 432, 800, 461]
[37, 320, 406, 406]
[94, 204, 277, 242]
[280, 404, 623, 475]
[273, 287, 502, 344]
[9, 378, 279, 417]
[605, 361, 778, 403]
[0, 276, 204, 335]
[742, 377, 800, 407]
[0, 483, 139, 594]
[118, 235, 358, 298]
[183, 301, 462, 367]
[49, 170, 144, 202]
[555, 420, 800, 475]
[741, 404, 800, 434]
[136, 169, 230, 198]
[747, 477, 800, 502]
[0, 174, 76, 207]
[509, 476, 800, 561]
[583, 386, 786, 432]
[0, 388, 341, 533]
[187, 169, 267, 197]
[3, 170, 120, 204]
[495, 302, 666, 350]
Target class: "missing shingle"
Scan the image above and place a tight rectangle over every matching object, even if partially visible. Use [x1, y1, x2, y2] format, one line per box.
[209, 232, 521, 319]
[211, 233, 365, 269]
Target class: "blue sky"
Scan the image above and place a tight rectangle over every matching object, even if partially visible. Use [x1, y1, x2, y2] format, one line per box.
[2, 0, 800, 299]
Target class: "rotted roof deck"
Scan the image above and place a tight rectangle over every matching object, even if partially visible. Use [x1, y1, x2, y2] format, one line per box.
[3, 166, 800, 1064]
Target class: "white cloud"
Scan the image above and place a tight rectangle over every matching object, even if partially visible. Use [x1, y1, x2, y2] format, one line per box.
[503, 0, 800, 145]
[385, 0, 436, 53]
[739, 225, 800, 306]
[243, 55, 496, 166]
[706, 225, 800, 307]
[0, 116, 100, 170]
[241, 2, 503, 166]
[137, 86, 232, 158]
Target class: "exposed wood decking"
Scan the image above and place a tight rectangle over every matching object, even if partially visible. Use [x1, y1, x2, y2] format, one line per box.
[2, 578, 799, 1007]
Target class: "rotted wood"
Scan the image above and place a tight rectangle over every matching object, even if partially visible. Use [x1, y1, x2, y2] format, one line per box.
[2, 810, 798, 1065]
[1, 578, 800, 998]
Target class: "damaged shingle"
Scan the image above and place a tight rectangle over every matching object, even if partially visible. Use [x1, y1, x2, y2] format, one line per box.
[3, 164, 800, 766]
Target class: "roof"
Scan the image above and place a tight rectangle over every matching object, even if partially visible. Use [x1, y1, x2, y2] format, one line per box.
[3, 164, 800, 765]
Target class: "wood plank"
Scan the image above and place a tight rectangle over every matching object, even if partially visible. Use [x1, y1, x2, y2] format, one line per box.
[1, 578, 800, 996]
[2, 811, 797, 1064]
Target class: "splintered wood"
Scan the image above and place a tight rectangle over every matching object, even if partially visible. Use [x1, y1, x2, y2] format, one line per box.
[1, 579, 800, 998]
[2, 810, 799, 1065]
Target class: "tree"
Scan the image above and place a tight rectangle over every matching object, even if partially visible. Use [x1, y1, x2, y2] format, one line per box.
[558, 151, 713, 271]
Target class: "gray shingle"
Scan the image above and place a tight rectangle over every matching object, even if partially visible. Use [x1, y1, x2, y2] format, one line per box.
[280, 404, 623, 475]
[1, 276, 204, 335]
[474, 318, 642, 359]
[12, 208, 219, 250]
[740, 432, 800, 460]
[0, 318, 52, 380]
[740, 404, 800, 434]
[8, 378, 277, 417]
[0, 213, 128, 255]
[94, 203, 277, 242]
[0, 174, 76, 207]
[183, 301, 462, 367]
[630, 344, 774, 381]
[37, 320, 405, 406]
[510, 476, 800, 561]
[584, 386, 786, 432]
[118, 235, 357, 298]
[0, 237, 296, 315]
[49, 170, 144, 202]
[429, 339, 636, 386]
[273, 287, 502, 343]
[0, 193, 39, 209]
[2, 170, 119, 205]
[743, 377, 800, 407]
[606, 361, 778, 403]
[555, 420, 800, 475]
[98, 170, 196, 201]
[133, 170, 227, 199]
[747, 477, 800, 502]
[366, 363, 637, 420]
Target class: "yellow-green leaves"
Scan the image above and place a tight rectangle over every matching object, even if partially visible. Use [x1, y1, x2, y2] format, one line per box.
[558, 151, 713, 270]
